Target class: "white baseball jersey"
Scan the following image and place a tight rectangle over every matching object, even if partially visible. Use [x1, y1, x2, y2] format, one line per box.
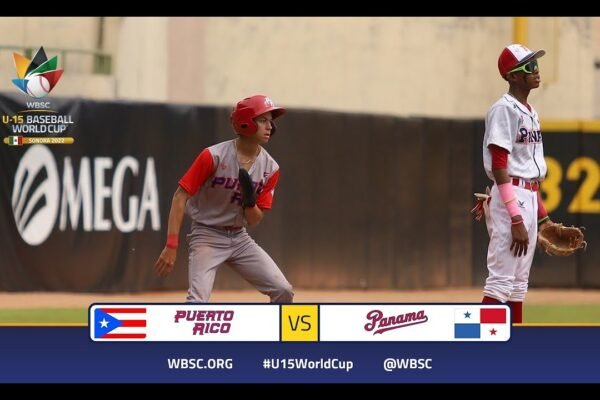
[179, 139, 280, 227]
[483, 94, 547, 181]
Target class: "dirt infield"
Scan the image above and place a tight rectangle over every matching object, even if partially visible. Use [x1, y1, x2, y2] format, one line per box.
[2, 288, 600, 308]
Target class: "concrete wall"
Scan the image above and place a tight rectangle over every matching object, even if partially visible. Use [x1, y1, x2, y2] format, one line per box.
[157, 17, 599, 119]
[178, 17, 512, 117]
[527, 18, 596, 119]
[166, 18, 206, 104]
[0, 17, 116, 99]
[594, 19, 600, 119]
[0, 17, 97, 49]
[1, 17, 599, 119]
[115, 17, 168, 101]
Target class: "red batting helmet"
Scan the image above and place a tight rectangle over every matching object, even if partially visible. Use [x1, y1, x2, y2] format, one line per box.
[230, 95, 286, 136]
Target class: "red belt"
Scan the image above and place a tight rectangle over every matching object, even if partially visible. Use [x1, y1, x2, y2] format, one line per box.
[512, 178, 539, 191]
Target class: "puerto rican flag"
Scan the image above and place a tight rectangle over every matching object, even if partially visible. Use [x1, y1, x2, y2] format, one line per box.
[93, 307, 146, 339]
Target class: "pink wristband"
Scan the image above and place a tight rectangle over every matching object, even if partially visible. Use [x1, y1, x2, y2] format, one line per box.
[498, 182, 521, 218]
[166, 234, 179, 249]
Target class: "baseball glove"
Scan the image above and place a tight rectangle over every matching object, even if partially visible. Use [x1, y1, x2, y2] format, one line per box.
[537, 222, 587, 256]
[238, 168, 256, 208]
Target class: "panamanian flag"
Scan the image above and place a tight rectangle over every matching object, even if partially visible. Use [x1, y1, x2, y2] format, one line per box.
[454, 307, 509, 340]
[94, 307, 146, 339]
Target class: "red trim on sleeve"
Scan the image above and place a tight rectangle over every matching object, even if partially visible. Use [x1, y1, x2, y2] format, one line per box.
[537, 190, 548, 219]
[489, 144, 509, 170]
[256, 170, 280, 210]
[178, 148, 216, 196]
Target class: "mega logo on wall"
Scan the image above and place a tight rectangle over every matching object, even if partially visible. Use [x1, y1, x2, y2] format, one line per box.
[12, 145, 161, 246]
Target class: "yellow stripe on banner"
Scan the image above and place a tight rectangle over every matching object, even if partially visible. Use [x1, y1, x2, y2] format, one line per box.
[2, 137, 75, 145]
[542, 119, 600, 133]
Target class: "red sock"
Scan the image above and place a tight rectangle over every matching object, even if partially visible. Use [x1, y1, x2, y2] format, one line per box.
[482, 296, 503, 304]
[507, 301, 523, 323]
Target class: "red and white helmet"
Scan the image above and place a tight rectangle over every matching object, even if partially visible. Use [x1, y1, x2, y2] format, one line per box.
[230, 95, 286, 136]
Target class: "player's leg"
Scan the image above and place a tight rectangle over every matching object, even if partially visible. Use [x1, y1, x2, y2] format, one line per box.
[508, 189, 538, 322]
[227, 231, 294, 303]
[507, 237, 535, 322]
[482, 184, 517, 303]
[186, 225, 233, 303]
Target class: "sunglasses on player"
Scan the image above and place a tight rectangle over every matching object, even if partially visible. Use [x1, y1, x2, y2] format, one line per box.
[508, 59, 539, 74]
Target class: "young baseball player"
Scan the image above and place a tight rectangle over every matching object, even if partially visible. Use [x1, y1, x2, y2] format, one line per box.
[481, 44, 552, 323]
[154, 94, 294, 303]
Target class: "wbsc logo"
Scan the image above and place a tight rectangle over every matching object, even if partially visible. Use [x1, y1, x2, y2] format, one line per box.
[12, 46, 64, 99]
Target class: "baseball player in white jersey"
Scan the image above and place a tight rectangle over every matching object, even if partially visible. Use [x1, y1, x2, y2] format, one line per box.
[481, 44, 552, 323]
[154, 95, 294, 303]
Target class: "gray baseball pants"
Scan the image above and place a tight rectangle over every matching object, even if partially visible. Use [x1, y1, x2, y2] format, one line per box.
[186, 223, 294, 303]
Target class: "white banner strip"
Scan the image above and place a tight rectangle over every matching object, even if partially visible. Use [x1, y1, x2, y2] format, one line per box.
[90, 304, 510, 342]
[90, 304, 280, 342]
[319, 304, 511, 342]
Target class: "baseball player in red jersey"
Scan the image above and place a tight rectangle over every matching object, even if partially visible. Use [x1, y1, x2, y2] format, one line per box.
[154, 95, 294, 303]
[481, 44, 553, 323]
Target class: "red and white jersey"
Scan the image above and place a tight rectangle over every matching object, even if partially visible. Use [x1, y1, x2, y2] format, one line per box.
[178, 139, 280, 227]
[483, 94, 547, 181]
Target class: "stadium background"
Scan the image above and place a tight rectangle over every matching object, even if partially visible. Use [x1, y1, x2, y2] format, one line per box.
[0, 17, 599, 321]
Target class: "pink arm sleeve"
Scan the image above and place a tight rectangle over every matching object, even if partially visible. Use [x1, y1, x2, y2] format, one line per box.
[497, 182, 521, 218]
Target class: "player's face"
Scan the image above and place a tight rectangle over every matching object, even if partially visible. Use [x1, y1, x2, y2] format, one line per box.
[510, 59, 541, 89]
[254, 112, 274, 144]
[523, 71, 540, 89]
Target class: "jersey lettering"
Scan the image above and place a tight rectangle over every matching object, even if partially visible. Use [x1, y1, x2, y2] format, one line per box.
[516, 128, 542, 144]
[183, 140, 280, 226]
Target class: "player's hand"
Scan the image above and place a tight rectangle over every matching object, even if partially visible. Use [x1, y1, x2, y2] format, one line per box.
[155, 247, 177, 277]
[238, 168, 256, 208]
[510, 217, 529, 257]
